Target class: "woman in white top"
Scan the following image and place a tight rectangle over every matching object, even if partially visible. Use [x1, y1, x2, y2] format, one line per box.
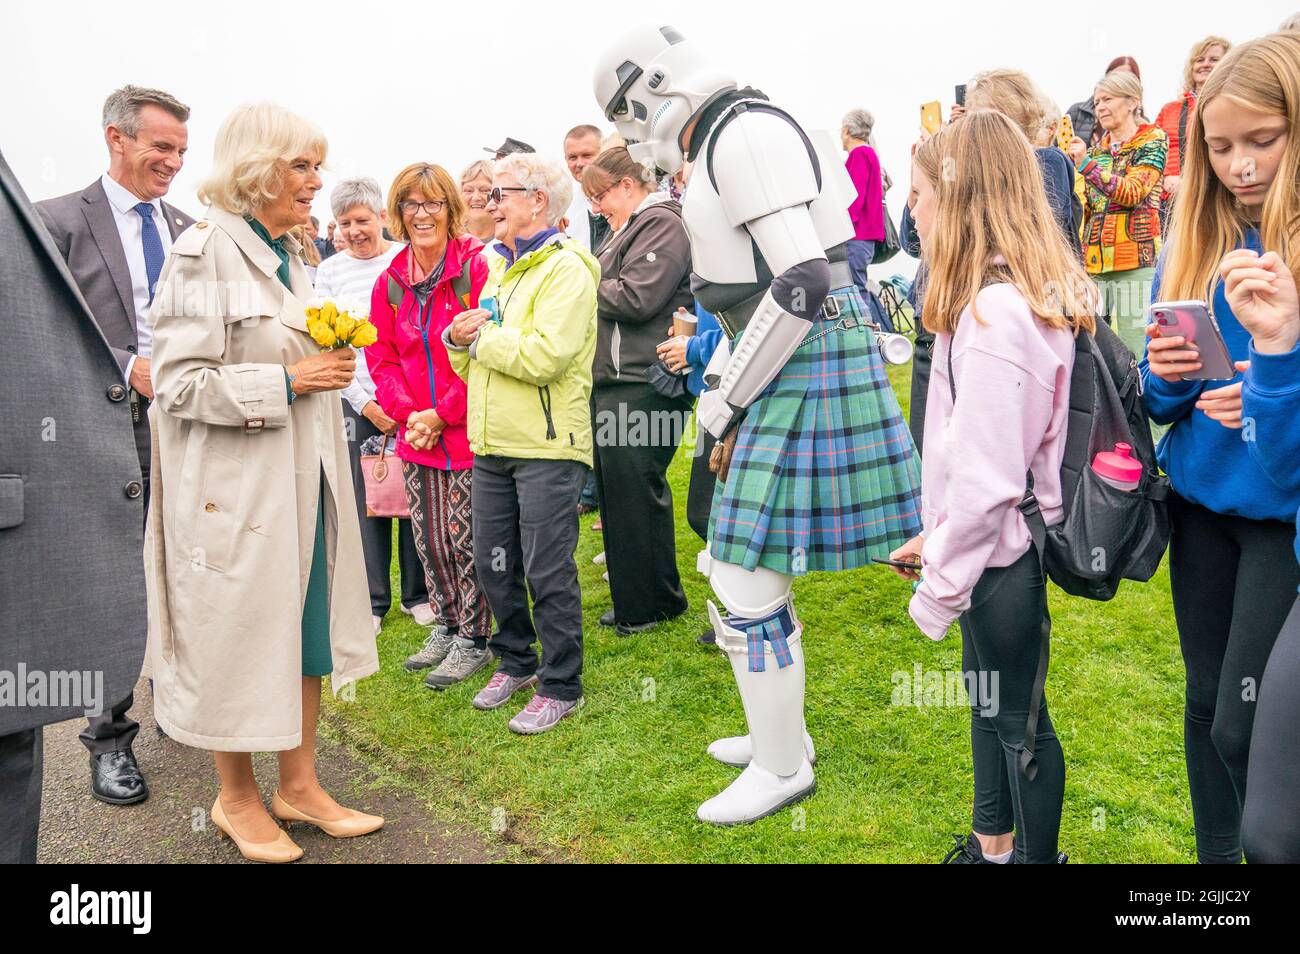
[313, 177, 432, 633]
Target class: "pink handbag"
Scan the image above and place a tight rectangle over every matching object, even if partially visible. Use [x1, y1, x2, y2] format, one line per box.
[361, 436, 409, 518]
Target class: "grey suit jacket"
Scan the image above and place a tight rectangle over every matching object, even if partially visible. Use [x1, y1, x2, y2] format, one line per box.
[35, 178, 193, 375]
[0, 150, 147, 734]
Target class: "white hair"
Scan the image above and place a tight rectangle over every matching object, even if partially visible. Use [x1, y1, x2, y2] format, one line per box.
[1281, 12, 1300, 30]
[495, 153, 572, 226]
[841, 108, 875, 142]
[330, 176, 383, 219]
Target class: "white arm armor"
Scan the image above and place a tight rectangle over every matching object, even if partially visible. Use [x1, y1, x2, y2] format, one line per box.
[696, 290, 810, 438]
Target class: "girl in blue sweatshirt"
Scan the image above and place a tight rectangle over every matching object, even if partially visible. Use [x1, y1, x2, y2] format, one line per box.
[1140, 32, 1299, 864]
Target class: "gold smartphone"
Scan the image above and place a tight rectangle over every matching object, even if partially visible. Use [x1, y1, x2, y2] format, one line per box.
[921, 101, 943, 135]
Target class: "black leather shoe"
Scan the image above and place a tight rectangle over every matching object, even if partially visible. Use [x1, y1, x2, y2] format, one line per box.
[599, 609, 616, 627]
[696, 627, 716, 646]
[90, 750, 149, 805]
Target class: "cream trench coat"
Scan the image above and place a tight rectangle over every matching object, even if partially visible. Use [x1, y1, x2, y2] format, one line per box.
[145, 206, 378, 752]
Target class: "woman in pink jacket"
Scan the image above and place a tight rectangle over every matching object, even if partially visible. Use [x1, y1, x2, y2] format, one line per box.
[366, 162, 492, 690]
[890, 112, 1101, 864]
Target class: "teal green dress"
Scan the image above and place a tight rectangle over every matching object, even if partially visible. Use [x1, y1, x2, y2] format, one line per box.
[247, 217, 333, 677]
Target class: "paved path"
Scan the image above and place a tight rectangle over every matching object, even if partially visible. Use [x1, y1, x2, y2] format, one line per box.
[38, 678, 504, 864]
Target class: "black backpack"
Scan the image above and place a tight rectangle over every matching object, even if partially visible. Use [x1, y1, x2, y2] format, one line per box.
[946, 316, 1170, 778]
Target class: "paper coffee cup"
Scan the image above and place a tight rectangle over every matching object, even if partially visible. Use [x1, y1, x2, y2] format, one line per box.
[673, 309, 698, 337]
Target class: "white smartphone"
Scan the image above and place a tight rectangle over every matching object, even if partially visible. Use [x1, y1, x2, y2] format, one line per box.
[1146, 300, 1236, 380]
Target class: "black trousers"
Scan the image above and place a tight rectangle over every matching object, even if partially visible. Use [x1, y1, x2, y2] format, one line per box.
[1169, 494, 1300, 863]
[472, 455, 585, 701]
[0, 727, 43, 863]
[81, 404, 150, 757]
[960, 547, 1065, 864]
[343, 403, 428, 617]
[1242, 596, 1300, 863]
[591, 383, 692, 625]
[686, 427, 718, 542]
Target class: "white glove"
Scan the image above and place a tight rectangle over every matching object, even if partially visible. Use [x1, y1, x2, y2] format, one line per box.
[696, 388, 735, 440]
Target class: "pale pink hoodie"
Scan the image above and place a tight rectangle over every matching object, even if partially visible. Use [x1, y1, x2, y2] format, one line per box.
[909, 282, 1075, 640]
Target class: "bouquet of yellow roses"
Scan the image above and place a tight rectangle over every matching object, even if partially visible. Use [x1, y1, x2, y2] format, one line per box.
[305, 299, 379, 350]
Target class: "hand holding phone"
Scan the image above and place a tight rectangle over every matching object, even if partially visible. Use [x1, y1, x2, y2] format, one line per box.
[1147, 300, 1236, 380]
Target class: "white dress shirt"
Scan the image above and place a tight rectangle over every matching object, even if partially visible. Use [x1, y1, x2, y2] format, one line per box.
[313, 242, 405, 414]
[564, 187, 594, 250]
[100, 173, 174, 383]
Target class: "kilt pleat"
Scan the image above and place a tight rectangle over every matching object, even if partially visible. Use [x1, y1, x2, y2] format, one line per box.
[708, 284, 923, 574]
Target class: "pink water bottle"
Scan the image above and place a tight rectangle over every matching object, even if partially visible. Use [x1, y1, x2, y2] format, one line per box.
[1092, 442, 1143, 491]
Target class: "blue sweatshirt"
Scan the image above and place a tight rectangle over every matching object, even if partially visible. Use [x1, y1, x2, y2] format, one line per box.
[1243, 340, 1300, 576]
[685, 302, 724, 397]
[1140, 229, 1296, 524]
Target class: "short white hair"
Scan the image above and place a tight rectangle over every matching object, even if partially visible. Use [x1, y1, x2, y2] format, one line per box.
[494, 153, 572, 226]
[841, 108, 875, 142]
[197, 102, 327, 216]
[330, 176, 383, 219]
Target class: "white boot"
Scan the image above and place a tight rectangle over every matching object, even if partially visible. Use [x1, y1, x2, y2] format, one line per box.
[707, 729, 815, 768]
[697, 601, 815, 825]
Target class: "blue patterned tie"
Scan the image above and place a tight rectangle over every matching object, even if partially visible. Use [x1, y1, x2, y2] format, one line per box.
[134, 202, 165, 304]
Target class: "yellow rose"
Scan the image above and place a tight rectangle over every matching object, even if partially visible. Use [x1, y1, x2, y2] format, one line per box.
[349, 320, 378, 348]
[307, 316, 336, 348]
[334, 312, 358, 344]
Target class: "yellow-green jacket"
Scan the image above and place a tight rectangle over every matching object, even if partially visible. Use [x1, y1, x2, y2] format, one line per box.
[447, 234, 598, 467]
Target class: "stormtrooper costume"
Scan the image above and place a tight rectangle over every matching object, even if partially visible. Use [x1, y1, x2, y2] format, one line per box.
[594, 25, 922, 825]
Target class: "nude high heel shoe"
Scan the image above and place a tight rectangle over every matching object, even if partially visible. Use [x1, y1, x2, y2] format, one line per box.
[210, 797, 303, 863]
[271, 791, 385, 838]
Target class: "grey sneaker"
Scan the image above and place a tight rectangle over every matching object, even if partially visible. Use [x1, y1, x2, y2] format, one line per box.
[472, 670, 539, 710]
[404, 626, 454, 672]
[507, 694, 584, 735]
[424, 637, 492, 689]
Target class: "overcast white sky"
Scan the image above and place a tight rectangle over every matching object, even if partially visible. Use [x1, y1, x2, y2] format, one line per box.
[7, 0, 1290, 278]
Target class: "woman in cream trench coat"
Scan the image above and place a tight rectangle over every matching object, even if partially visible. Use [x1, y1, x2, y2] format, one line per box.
[146, 103, 381, 862]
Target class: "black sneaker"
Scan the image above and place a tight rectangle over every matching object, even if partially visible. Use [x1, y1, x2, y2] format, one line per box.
[941, 832, 999, 864]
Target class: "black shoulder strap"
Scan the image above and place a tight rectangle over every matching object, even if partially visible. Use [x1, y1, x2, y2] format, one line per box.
[705, 100, 822, 197]
[947, 336, 1052, 782]
[387, 274, 402, 311]
[1177, 98, 1190, 165]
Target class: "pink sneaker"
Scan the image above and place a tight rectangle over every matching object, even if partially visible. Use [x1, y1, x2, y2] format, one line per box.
[472, 671, 537, 710]
[507, 694, 584, 735]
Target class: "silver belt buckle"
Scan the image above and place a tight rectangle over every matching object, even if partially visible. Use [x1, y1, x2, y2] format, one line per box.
[819, 296, 841, 321]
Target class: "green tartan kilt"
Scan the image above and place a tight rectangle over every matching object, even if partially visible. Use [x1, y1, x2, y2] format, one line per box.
[708, 283, 923, 574]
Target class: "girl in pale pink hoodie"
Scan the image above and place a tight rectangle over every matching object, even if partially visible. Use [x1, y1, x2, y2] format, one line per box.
[891, 111, 1101, 864]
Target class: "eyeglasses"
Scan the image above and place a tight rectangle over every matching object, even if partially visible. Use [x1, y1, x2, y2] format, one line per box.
[488, 186, 529, 204]
[399, 199, 445, 216]
[590, 180, 626, 205]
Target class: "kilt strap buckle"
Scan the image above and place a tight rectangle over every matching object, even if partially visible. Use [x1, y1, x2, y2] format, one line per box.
[819, 295, 842, 321]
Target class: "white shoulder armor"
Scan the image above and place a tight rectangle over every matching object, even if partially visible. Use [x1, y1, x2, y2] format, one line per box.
[709, 108, 819, 228]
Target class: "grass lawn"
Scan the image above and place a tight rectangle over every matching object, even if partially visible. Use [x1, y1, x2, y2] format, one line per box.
[324, 360, 1195, 863]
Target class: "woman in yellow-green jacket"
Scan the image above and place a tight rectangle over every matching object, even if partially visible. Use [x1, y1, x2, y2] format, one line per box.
[443, 152, 598, 735]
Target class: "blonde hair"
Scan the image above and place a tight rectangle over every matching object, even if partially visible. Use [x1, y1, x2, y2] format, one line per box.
[966, 69, 1049, 141]
[494, 152, 572, 226]
[198, 102, 327, 215]
[1094, 69, 1147, 123]
[913, 111, 1098, 336]
[1183, 35, 1231, 93]
[460, 159, 494, 186]
[290, 225, 320, 266]
[386, 163, 467, 243]
[1160, 32, 1300, 302]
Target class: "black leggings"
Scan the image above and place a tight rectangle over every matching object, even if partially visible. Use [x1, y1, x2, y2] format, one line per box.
[1168, 494, 1300, 863]
[1242, 596, 1300, 863]
[960, 547, 1065, 864]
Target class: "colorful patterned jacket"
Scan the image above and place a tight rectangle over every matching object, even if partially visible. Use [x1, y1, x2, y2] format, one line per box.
[1079, 123, 1168, 274]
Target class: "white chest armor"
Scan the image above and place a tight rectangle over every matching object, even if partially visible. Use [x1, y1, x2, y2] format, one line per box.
[681, 103, 855, 285]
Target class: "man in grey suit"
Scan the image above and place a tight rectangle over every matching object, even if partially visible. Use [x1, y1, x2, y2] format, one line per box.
[0, 147, 148, 862]
[36, 85, 193, 807]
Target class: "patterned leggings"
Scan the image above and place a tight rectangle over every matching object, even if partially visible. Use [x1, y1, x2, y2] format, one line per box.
[403, 462, 492, 646]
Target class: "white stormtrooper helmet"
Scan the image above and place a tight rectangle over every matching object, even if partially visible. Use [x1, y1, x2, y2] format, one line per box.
[593, 24, 737, 176]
